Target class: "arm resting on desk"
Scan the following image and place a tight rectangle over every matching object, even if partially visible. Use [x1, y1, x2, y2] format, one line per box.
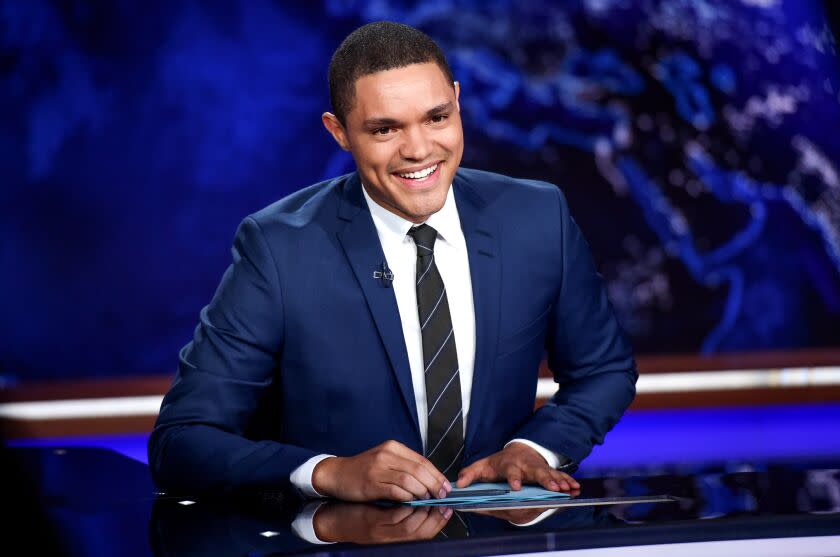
[148, 217, 318, 493]
[513, 187, 638, 465]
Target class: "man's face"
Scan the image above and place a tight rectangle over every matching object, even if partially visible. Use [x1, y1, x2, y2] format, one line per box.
[323, 62, 464, 223]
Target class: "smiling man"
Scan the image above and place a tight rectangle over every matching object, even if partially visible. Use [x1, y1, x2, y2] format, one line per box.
[323, 64, 462, 224]
[149, 22, 637, 504]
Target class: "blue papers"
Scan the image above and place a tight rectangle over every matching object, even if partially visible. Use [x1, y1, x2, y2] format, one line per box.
[406, 482, 571, 506]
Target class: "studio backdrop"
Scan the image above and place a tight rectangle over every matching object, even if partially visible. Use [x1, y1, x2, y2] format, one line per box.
[2, 0, 839, 381]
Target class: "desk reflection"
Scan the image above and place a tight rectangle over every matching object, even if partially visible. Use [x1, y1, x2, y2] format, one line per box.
[308, 503, 450, 543]
[10, 447, 837, 556]
[150, 495, 623, 556]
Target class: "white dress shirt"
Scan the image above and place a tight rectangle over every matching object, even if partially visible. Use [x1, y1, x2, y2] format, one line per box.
[289, 184, 559, 497]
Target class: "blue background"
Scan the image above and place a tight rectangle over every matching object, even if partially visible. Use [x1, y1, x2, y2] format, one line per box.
[2, 0, 840, 381]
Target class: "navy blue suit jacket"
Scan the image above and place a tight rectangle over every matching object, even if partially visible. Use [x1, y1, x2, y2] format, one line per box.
[148, 168, 637, 492]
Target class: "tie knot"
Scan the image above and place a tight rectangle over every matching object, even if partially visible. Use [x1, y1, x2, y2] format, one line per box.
[408, 224, 438, 254]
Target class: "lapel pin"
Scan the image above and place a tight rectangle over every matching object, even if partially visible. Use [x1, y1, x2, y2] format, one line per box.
[373, 261, 394, 287]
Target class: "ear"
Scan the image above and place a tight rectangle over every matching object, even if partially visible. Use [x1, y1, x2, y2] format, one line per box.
[453, 81, 461, 112]
[322, 112, 351, 151]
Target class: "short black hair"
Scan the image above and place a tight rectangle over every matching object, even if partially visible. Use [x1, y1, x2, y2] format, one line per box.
[328, 21, 455, 125]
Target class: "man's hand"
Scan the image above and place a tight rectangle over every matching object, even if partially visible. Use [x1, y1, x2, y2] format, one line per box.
[313, 503, 451, 544]
[456, 442, 581, 492]
[312, 440, 452, 502]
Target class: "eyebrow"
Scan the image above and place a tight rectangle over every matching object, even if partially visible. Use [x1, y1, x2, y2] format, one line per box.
[362, 102, 454, 129]
[425, 101, 454, 118]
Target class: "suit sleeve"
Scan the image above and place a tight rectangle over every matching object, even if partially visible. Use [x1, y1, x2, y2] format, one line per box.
[148, 217, 319, 493]
[512, 187, 638, 466]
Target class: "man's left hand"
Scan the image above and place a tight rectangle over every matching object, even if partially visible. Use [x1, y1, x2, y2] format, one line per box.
[455, 442, 581, 492]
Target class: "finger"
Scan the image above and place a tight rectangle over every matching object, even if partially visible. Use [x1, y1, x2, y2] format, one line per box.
[504, 464, 524, 490]
[397, 506, 431, 532]
[386, 504, 419, 525]
[549, 469, 579, 490]
[534, 466, 562, 492]
[556, 471, 580, 489]
[375, 444, 440, 498]
[389, 455, 448, 498]
[426, 509, 451, 536]
[377, 480, 417, 502]
[382, 469, 434, 500]
[415, 507, 450, 539]
[388, 444, 451, 497]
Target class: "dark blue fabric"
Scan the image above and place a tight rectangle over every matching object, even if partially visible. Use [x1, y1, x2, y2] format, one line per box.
[148, 168, 637, 493]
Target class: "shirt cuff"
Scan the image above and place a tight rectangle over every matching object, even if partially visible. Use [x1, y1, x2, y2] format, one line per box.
[290, 501, 334, 545]
[505, 438, 562, 469]
[289, 454, 336, 498]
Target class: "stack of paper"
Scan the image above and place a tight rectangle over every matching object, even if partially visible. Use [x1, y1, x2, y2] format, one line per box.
[406, 482, 571, 506]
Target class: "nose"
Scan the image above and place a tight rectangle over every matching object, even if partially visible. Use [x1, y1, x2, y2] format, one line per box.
[399, 125, 432, 161]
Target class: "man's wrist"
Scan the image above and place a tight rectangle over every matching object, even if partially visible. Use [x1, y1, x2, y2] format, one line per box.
[505, 438, 561, 469]
[290, 454, 336, 498]
[312, 456, 340, 497]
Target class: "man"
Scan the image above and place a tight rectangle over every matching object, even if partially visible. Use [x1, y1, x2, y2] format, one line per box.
[149, 21, 636, 503]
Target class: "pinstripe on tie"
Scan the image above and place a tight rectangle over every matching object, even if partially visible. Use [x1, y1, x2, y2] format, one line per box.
[407, 224, 464, 480]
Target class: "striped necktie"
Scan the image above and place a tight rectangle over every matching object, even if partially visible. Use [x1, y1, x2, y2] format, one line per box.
[407, 224, 465, 480]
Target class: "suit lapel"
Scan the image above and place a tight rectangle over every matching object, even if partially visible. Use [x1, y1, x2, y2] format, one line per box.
[453, 174, 501, 456]
[336, 174, 422, 445]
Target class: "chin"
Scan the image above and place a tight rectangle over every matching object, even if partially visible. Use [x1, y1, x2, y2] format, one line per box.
[411, 198, 448, 221]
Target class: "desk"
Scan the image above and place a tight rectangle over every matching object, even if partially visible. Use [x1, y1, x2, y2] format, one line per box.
[5, 446, 839, 556]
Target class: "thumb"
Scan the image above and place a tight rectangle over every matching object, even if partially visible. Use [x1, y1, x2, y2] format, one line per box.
[456, 458, 488, 488]
[455, 462, 478, 488]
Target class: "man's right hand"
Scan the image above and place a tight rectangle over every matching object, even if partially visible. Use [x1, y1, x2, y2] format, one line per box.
[311, 440, 451, 502]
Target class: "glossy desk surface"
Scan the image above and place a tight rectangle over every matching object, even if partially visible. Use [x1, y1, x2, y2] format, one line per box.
[7, 446, 840, 556]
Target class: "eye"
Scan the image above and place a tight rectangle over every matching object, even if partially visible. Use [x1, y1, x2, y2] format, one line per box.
[373, 127, 393, 136]
[430, 114, 448, 124]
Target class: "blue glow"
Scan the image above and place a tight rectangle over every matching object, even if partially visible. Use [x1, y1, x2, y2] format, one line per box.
[584, 403, 840, 473]
[8, 404, 840, 473]
[1, 0, 839, 379]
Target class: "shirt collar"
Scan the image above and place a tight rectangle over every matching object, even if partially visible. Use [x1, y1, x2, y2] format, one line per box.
[361, 183, 465, 249]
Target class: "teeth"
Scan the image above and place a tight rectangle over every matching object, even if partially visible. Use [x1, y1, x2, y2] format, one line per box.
[398, 163, 438, 179]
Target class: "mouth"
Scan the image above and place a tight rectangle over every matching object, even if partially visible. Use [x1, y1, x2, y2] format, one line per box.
[392, 161, 443, 189]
